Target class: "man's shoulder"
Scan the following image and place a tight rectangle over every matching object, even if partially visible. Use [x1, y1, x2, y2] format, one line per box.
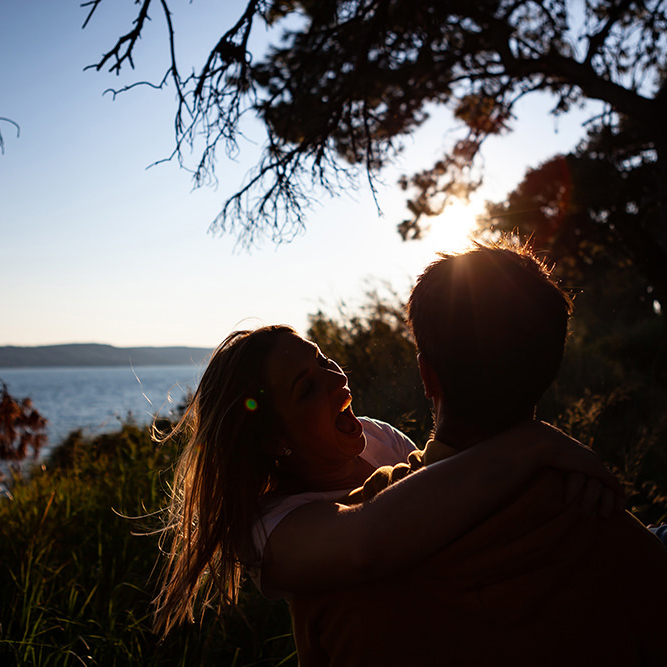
[417, 469, 667, 599]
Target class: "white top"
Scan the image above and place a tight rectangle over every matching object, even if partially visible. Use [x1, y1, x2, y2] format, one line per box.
[249, 417, 416, 596]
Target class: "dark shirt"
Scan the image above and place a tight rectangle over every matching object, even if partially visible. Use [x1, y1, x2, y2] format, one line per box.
[291, 440, 667, 666]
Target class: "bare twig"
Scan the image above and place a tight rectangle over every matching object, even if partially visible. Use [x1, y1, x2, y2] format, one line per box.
[0, 117, 20, 154]
[85, 0, 155, 74]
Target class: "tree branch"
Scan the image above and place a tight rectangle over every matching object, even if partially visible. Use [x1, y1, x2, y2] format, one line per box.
[540, 51, 656, 120]
[0, 117, 20, 154]
[583, 0, 635, 67]
[85, 0, 155, 74]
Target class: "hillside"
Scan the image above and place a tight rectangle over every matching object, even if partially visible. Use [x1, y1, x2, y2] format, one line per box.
[0, 343, 212, 368]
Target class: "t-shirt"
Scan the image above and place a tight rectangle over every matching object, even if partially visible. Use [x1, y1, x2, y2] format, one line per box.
[249, 417, 416, 596]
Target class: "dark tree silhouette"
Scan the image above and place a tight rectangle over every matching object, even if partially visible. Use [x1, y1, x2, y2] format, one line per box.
[484, 109, 667, 311]
[83, 0, 667, 250]
[0, 381, 48, 462]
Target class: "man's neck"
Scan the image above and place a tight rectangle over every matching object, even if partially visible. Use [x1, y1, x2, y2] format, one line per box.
[433, 413, 533, 452]
[433, 421, 493, 452]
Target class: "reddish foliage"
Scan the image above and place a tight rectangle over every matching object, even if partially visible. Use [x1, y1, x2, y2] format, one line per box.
[0, 381, 48, 461]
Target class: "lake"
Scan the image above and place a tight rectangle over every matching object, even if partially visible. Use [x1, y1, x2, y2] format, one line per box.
[0, 364, 203, 457]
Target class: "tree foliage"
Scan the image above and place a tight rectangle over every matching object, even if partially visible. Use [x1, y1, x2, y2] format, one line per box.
[480, 128, 667, 521]
[84, 0, 667, 246]
[484, 110, 667, 310]
[0, 381, 47, 462]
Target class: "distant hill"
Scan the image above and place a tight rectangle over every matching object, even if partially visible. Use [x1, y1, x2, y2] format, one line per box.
[0, 344, 213, 368]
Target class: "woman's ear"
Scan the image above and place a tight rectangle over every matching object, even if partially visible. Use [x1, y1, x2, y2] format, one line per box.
[273, 434, 294, 460]
[418, 353, 440, 400]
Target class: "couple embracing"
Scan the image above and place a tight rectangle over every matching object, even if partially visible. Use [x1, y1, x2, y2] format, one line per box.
[155, 241, 667, 665]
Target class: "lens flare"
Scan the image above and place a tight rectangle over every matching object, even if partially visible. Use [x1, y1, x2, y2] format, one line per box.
[245, 398, 258, 411]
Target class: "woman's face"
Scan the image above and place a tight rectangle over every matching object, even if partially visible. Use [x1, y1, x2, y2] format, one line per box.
[265, 332, 366, 478]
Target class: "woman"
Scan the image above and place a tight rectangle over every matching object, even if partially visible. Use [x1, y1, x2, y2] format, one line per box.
[153, 325, 621, 634]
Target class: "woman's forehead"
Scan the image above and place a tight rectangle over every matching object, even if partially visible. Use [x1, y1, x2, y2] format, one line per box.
[266, 334, 318, 387]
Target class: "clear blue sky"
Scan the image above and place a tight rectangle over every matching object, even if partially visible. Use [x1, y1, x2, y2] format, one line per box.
[1, 0, 595, 348]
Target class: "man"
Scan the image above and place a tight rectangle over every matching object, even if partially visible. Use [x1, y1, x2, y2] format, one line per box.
[290, 242, 667, 666]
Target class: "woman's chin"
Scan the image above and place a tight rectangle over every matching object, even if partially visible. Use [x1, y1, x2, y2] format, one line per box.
[347, 429, 367, 458]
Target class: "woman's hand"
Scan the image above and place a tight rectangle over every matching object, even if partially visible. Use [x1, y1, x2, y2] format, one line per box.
[515, 420, 625, 517]
[563, 473, 625, 518]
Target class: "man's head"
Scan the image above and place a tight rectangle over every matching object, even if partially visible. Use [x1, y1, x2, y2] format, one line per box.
[408, 242, 573, 435]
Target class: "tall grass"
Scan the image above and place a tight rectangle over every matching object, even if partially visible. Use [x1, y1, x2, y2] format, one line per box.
[0, 424, 297, 666]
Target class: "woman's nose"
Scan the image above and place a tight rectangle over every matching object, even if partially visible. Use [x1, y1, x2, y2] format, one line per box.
[326, 365, 347, 388]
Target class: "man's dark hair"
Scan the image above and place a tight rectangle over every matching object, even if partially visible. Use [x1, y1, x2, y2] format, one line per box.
[407, 242, 573, 433]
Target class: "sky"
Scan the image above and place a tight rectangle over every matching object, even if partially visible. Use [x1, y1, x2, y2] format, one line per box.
[1, 1, 597, 349]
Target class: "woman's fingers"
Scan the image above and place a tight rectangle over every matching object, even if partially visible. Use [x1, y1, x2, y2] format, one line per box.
[595, 487, 618, 519]
[569, 444, 624, 498]
[538, 423, 623, 496]
[564, 471, 586, 505]
[579, 478, 604, 516]
[564, 473, 624, 518]
[580, 480, 621, 519]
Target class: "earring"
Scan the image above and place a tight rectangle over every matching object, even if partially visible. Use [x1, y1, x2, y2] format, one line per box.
[282, 447, 293, 457]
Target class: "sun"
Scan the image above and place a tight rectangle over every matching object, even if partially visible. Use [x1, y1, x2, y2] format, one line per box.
[425, 200, 482, 254]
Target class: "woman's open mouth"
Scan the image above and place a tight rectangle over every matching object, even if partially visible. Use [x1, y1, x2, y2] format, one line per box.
[335, 398, 363, 436]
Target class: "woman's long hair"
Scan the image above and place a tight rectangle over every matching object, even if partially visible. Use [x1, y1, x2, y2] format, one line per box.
[153, 325, 295, 636]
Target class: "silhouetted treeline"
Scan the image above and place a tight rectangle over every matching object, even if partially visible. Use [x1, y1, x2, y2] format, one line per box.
[0, 344, 212, 369]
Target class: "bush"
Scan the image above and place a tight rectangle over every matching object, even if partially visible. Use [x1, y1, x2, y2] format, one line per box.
[0, 381, 47, 462]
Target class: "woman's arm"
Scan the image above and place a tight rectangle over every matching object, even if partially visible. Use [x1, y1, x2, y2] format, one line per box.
[261, 420, 622, 597]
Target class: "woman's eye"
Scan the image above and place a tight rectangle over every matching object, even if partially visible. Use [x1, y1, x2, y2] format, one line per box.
[318, 354, 333, 367]
[300, 379, 315, 399]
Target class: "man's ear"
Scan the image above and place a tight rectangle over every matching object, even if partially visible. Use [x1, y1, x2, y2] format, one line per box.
[418, 353, 440, 399]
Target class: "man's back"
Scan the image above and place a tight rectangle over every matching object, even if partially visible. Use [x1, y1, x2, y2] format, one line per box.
[291, 468, 667, 666]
